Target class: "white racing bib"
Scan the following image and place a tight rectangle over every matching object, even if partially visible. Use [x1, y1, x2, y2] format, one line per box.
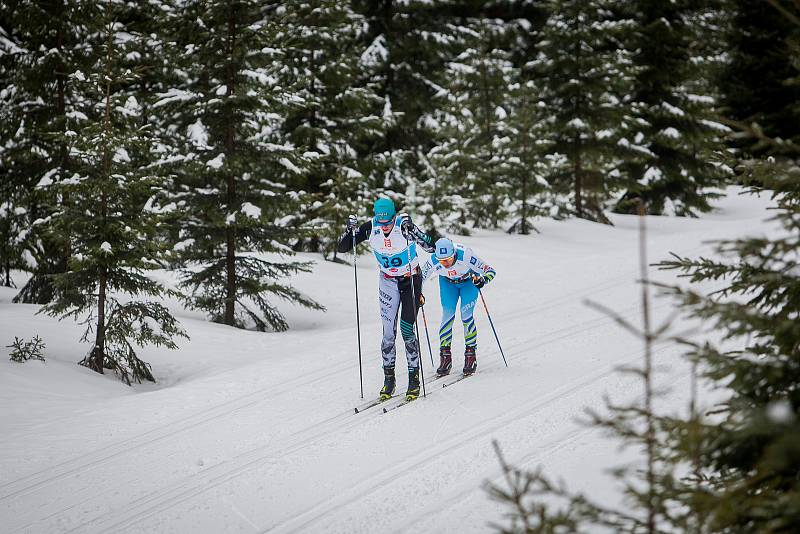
[369, 214, 419, 276]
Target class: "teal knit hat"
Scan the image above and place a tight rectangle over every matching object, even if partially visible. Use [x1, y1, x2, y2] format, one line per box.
[373, 198, 396, 224]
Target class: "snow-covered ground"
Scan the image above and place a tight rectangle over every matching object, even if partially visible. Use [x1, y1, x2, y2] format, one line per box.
[0, 188, 779, 533]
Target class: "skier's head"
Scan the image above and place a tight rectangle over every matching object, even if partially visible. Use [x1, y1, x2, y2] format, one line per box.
[435, 237, 456, 268]
[373, 197, 396, 229]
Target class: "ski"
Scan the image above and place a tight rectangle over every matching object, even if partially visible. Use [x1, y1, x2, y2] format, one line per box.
[355, 371, 450, 414]
[442, 372, 474, 388]
[382, 372, 476, 414]
[382, 395, 418, 413]
[353, 396, 391, 414]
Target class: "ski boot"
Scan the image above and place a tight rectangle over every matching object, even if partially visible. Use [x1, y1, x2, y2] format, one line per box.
[406, 367, 421, 401]
[463, 345, 477, 375]
[436, 346, 453, 376]
[380, 366, 396, 400]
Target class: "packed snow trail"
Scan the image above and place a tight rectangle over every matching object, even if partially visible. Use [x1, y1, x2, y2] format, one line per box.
[0, 189, 778, 533]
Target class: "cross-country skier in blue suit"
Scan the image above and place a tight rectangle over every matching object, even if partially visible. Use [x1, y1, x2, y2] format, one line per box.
[420, 237, 497, 376]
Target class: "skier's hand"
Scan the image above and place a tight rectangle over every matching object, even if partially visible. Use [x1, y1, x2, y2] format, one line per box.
[471, 274, 486, 289]
[401, 217, 414, 239]
[346, 214, 358, 232]
[418, 293, 425, 307]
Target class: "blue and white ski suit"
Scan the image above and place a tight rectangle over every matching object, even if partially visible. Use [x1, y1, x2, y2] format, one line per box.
[420, 244, 496, 348]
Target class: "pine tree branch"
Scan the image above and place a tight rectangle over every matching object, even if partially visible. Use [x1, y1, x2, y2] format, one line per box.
[716, 116, 800, 155]
[584, 298, 645, 339]
[763, 0, 800, 27]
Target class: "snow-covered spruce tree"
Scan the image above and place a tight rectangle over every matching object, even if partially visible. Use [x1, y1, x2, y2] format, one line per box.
[278, 0, 388, 259]
[158, 0, 323, 331]
[487, 206, 703, 533]
[502, 63, 560, 235]
[0, 184, 30, 287]
[613, 0, 730, 217]
[420, 18, 522, 231]
[530, 0, 635, 224]
[654, 167, 800, 531]
[652, 6, 800, 524]
[0, 1, 95, 303]
[352, 0, 460, 211]
[717, 0, 800, 156]
[41, 14, 186, 385]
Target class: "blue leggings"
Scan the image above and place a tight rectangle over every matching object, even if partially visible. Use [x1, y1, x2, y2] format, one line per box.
[438, 278, 479, 348]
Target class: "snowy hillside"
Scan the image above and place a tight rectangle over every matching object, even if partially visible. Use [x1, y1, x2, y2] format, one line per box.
[0, 188, 779, 533]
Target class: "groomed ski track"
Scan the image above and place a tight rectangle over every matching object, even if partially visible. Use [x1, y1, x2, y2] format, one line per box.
[0, 189, 776, 533]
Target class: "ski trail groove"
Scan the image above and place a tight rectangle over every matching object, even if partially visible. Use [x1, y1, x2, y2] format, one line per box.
[78, 338, 676, 534]
[398, 366, 695, 534]
[13, 295, 672, 534]
[265, 343, 684, 533]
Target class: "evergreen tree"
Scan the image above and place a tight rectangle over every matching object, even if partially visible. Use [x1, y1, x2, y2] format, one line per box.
[488, 205, 701, 533]
[420, 18, 525, 231]
[0, 1, 95, 303]
[718, 0, 800, 155]
[531, 0, 635, 224]
[0, 183, 29, 287]
[353, 0, 460, 212]
[655, 166, 800, 532]
[418, 20, 500, 232]
[614, 0, 730, 216]
[503, 76, 559, 235]
[41, 8, 186, 384]
[158, 0, 323, 332]
[279, 0, 388, 258]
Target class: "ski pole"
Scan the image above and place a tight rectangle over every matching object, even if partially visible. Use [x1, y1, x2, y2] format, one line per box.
[421, 306, 435, 369]
[406, 237, 427, 398]
[479, 289, 508, 367]
[353, 230, 364, 398]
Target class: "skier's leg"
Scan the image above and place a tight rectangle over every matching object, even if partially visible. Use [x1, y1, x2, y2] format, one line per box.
[460, 281, 479, 346]
[398, 273, 422, 370]
[460, 282, 479, 374]
[436, 278, 459, 375]
[378, 274, 400, 369]
[438, 279, 459, 348]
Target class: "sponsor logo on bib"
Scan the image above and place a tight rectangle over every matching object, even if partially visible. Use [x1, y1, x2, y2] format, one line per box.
[384, 238, 392, 247]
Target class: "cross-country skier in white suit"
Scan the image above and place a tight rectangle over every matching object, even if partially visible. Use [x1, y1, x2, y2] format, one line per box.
[337, 198, 437, 401]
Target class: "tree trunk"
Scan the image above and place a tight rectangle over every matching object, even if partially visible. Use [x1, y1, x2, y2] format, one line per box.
[223, 0, 238, 326]
[637, 200, 656, 534]
[574, 136, 583, 218]
[92, 265, 108, 374]
[520, 172, 528, 234]
[91, 26, 115, 375]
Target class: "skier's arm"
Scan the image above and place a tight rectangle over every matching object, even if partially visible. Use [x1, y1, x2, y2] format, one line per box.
[420, 257, 440, 281]
[400, 216, 439, 253]
[468, 253, 497, 288]
[337, 220, 372, 253]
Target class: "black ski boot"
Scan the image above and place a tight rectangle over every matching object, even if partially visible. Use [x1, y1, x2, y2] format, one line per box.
[406, 368, 421, 401]
[380, 366, 396, 400]
[436, 346, 452, 376]
[463, 345, 477, 375]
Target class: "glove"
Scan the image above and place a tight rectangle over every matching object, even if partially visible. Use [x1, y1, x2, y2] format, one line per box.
[346, 214, 358, 232]
[400, 217, 414, 239]
[418, 293, 425, 307]
[471, 274, 486, 289]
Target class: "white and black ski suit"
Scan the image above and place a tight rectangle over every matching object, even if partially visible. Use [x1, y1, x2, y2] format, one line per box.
[337, 214, 436, 371]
